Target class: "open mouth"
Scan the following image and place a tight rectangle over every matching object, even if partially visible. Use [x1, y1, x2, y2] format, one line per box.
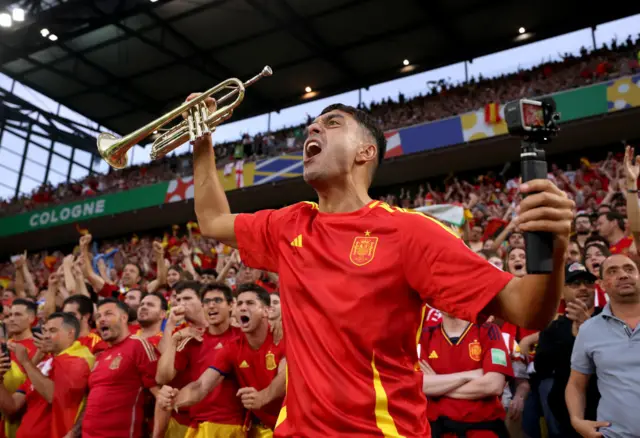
[239, 315, 250, 328]
[208, 310, 219, 319]
[99, 324, 110, 337]
[591, 262, 600, 272]
[304, 140, 322, 161]
[514, 263, 524, 271]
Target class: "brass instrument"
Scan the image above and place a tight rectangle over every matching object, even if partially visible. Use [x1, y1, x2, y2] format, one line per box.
[97, 66, 273, 169]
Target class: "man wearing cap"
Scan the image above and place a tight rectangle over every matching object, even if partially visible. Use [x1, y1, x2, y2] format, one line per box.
[534, 262, 601, 438]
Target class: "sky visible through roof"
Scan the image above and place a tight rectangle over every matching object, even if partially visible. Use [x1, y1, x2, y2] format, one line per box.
[0, 14, 638, 201]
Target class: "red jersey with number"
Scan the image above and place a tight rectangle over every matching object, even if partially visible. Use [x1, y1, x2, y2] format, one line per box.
[16, 342, 94, 438]
[210, 330, 285, 430]
[175, 327, 244, 426]
[82, 336, 158, 438]
[234, 201, 513, 437]
[420, 323, 513, 430]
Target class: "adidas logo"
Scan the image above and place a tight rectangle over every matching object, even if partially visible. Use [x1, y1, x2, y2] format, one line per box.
[428, 350, 438, 359]
[290, 235, 303, 247]
[214, 342, 223, 350]
[239, 360, 250, 368]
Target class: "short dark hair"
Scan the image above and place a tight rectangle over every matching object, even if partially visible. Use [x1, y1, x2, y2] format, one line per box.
[12, 298, 37, 315]
[597, 211, 625, 232]
[320, 104, 387, 166]
[97, 298, 130, 315]
[48, 312, 81, 340]
[575, 213, 591, 223]
[175, 280, 203, 299]
[143, 292, 168, 311]
[200, 283, 233, 303]
[584, 234, 610, 249]
[583, 242, 611, 262]
[198, 268, 218, 278]
[63, 295, 94, 319]
[236, 283, 271, 306]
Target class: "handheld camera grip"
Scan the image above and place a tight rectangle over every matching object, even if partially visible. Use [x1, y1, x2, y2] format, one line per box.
[521, 156, 554, 274]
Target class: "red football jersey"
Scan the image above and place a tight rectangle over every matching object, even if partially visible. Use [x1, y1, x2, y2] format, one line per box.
[83, 336, 158, 438]
[133, 329, 163, 348]
[210, 330, 285, 430]
[234, 201, 513, 437]
[174, 327, 244, 426]
[15, 342, 93, 438]
[610, 235, 633, 255]
[420, 323, 513, 425]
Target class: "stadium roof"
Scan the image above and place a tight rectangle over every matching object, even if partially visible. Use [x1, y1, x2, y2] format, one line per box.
[0, 0, 636, 141]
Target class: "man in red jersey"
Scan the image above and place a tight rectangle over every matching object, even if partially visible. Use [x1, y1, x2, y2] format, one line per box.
[80, 235, 167, 299]
[155, 281, 207, 438]
[136, 292, 167, 347]
[596, 211, 634, 255]
[0, 312, 93, 438]
[62, 296, 106, 355]
[158, 283, 286, 438]
[2, 299, 37, 438]
[187, 95, 574, 436]
[154, 282, 244, 438]
[420, 313, 513, 437]
[69, 299, 159, 438]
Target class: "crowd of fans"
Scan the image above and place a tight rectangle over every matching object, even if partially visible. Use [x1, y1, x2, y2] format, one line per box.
[1, 34, 639, 218]
[0, 132, 636, 435]
[0, 34, 639, 438]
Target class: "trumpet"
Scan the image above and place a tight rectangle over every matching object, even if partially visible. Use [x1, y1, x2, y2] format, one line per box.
[97, 66, 273, 169]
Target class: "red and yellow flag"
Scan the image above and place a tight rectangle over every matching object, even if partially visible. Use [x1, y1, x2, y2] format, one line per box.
[51, 341, 95, 438]
[75, 224, 89, 235]
[484, 102, 501, 124]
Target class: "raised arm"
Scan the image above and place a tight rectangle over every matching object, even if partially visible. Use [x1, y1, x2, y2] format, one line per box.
[189, 95, 238, 248]
[624, 146, 640, 254]
[147, 241, 168, 293]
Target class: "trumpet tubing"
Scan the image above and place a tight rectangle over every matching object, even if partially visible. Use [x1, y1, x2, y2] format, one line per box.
[97, 66, 273, 169]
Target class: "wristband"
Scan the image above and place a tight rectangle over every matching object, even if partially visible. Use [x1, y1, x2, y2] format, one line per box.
[628, 189, 638, 193]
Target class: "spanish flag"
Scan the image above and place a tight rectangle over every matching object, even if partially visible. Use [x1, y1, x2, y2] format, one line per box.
[580, 157, 592, 169]
[484, 102, 501, 124]
[51, 341, 95, 438]
[0, 277, 10, 289]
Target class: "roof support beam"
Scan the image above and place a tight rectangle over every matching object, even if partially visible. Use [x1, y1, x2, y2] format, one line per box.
[0, 87, 97, 153]
[244, 0, 359, 82]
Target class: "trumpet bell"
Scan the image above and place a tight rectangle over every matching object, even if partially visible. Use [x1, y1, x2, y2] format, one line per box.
[97, 132, 129, 170]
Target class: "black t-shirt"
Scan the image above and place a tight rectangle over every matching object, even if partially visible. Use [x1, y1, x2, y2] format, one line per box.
[535, 310, 601, 437]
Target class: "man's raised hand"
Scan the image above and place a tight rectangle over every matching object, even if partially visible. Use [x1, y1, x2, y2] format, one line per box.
[516, 179, 575, 250]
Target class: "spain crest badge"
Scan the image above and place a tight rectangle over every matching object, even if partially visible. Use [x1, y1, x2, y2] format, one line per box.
[468, 340, 482, 362]
[349, 231, 378, 266]
[109, 354, 122, 370]
[265, 351, 277, 371]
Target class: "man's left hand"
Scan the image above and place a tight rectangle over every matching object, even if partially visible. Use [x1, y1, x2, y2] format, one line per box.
[516, 179, 575, 250]
[8, 342, 29, 365]
[237, 387, 266, 410]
